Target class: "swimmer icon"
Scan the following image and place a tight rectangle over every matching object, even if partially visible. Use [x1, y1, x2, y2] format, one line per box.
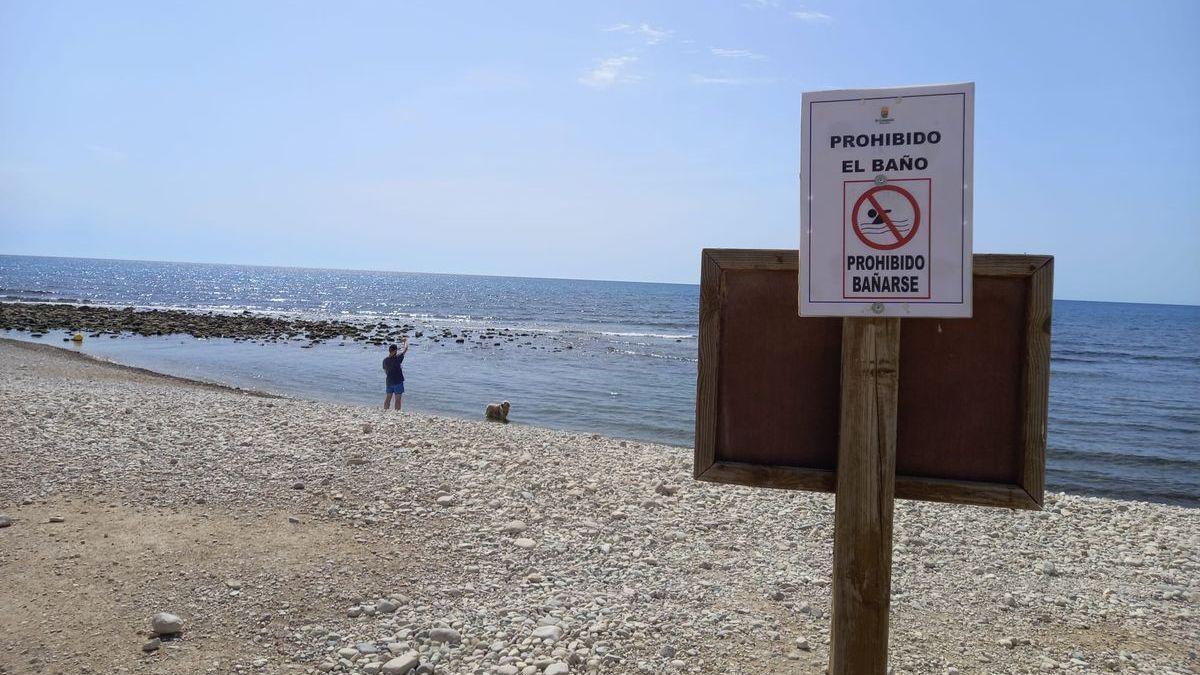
[850, 184, 921, 251]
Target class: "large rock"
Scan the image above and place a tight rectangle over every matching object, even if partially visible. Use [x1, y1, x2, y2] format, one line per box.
[381, 652, 421, 675]
[150, 612, 184, 636]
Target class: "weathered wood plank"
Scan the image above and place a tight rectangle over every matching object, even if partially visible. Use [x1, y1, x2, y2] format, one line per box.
[693, 250, 723, 478]
[830, 317, 900, 675]
[975, 254, 1053, 277]
[696, 462, 836, 492]
[703, 248, 797, 271]
[895, 475, 1039, 510]
[695, 463, 1039, 510]
[1019, 257, 1053, 507]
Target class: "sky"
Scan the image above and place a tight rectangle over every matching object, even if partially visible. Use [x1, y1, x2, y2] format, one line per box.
[1, 1, 1198, 304]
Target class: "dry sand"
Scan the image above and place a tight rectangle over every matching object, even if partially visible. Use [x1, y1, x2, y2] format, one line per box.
[0, 338, 1196, 675]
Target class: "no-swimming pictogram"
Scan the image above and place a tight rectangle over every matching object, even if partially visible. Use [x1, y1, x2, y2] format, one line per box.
[851, 184, 921, 251]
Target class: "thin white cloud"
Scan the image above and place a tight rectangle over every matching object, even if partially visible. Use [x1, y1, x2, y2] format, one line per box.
[690, 74, 775, 86]
[711, 47, 767, 60]
[603, 23, 673, 46]
[792, 9, 833, 22]
[741, 0, 778, 8]
[580, 56, 641, 88]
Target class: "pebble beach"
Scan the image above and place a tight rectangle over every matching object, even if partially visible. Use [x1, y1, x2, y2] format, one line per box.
[0, 338, 1196, 675]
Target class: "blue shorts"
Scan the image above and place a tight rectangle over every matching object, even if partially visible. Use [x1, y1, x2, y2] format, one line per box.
[386, 382, 405, 394]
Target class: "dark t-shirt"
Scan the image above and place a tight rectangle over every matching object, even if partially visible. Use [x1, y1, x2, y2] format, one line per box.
[382, 353, 405, 385]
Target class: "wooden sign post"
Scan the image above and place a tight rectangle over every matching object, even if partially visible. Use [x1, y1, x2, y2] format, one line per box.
[830, 317, 899, 673]
[693, 249, 1052, 674]
[694, 81, 1043, 672]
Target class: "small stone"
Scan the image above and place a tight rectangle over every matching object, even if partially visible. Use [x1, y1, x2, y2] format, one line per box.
[1041, 561, 1058, 576]
[532, 625, 563, 641]
[48, 515, 65, 523]
[377, 599, 399, 613]
[288, 516, 301, 524]
[659, 645, 676, 658]
[362, 423, 373, 433]
[436, 495, 455, 506]
[0, 516, 11, 528]
[795, 637, 811, 651]
[347, 456, 369, 466]
[429, 627, 461, 645]
[150, 612, 184, 636]
[225, 580, 242, 590]
[513, 538, 536, 549]
[501, 520, 527, 534]
[337, 647, 359, 660]
[544, 663, 570, 675]
[142, 638, 161, 652]
[347, 605, 363, 618]
[654, 483, 680, 497]
[998, 637, 1016, 648]
[356, 642, 380, 654]
[291, 481, 305, 490]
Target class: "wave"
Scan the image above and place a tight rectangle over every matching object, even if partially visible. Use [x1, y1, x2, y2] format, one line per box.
[607, 348, 698, 363]
[1049, 415, 1199, 435]
[600, 331, 696, 340]
[1049, 445, 1200, 471]
[1054, 347, 1200, 365]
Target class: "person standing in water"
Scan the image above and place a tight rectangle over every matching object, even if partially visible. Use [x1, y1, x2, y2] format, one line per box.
[382, 339, 408, 411]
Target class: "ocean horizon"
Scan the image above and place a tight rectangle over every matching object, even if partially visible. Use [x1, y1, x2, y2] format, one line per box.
[2, 253, 1198, 506]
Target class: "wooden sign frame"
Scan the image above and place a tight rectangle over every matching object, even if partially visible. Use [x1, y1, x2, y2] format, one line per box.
[694, 249, 1052, 510]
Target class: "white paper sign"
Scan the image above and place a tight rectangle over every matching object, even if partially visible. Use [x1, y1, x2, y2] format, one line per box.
[800, 83, 974, 317]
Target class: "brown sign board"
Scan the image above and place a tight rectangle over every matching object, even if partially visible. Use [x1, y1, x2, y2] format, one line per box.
[694, 249, 1053, 510]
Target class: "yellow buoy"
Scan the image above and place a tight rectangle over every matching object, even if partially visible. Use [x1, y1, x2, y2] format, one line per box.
[71, 333, 83, 342]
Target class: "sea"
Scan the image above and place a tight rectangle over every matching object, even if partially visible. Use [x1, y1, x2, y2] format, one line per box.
[2, 254, 1198, 506]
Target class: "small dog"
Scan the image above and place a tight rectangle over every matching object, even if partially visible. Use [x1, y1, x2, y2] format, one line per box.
[485, 400, 511, 422]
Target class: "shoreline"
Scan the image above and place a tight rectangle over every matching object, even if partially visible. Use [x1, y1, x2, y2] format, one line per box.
[0, 334, 678, 450]
[0, 336, 285, 399]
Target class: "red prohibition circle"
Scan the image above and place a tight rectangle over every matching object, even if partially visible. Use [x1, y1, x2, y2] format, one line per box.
[851, 185, 921, 251]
